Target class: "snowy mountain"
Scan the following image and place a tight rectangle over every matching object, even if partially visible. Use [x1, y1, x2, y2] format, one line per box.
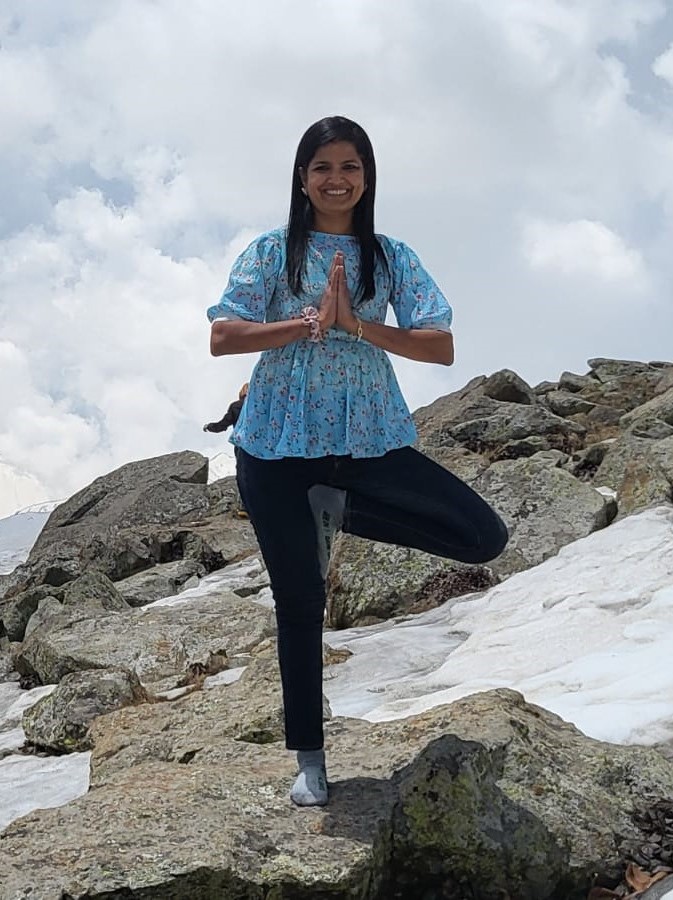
[0, 502, 60, 576]
[208, 451, 237, 483]
[0, 461, 49, 520]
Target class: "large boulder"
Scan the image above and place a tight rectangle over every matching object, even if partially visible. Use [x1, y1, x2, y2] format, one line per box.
[472, 456, 617, 575]
[22, 667, 149, 753]
[414, 371, 585, 462]
[114, 558, 202, 607]
[592, 435, 673, 517]
[1, 690, 673, 898]
[327, 536, 497, 628]
[89, 656, 287, 777]
[14, 590, 275, 689]
[1, 451, 210, 595]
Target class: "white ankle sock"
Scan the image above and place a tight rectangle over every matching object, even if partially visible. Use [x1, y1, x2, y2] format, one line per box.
[290, 749, 328, 807]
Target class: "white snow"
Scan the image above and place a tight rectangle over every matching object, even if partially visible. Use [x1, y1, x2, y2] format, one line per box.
[0, 752, 90, 831]
[208, 450, 237, 483]
[0, 502, 672, 852]
[323, 506, 673, 748]
[0, 506, 56, 575]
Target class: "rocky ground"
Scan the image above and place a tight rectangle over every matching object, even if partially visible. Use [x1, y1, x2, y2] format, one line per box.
[1, 357, 673, 899]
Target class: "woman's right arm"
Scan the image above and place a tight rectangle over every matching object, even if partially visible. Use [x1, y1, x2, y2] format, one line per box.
[210, 318, 308, 356]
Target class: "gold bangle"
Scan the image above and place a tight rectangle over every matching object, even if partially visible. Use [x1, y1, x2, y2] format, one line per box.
[355, 318, 363, 341]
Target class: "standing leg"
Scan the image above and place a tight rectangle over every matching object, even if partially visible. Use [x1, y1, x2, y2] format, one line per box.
[236, 450, 329, 805]
[335, 446, 508, 563]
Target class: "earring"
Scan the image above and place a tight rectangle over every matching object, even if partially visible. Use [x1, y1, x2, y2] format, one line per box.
[301, 187, 307, 195]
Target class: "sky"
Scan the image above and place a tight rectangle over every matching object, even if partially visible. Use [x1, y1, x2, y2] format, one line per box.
[1, 0, 673, 513]
[2, 503, 673, 843]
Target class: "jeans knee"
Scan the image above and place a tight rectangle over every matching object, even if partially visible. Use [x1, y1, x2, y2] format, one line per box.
[274, 587, 326, 630]
[489, 513, 509, 559]
[477, 512, 509, 563]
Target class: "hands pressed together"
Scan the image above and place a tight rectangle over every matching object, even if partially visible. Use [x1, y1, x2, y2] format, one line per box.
[317, 251, 359, 337]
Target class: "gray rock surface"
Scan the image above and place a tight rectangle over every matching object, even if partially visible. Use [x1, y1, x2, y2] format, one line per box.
[327, 535, 497, 628]
[593, 434, 673, 517]
[0, 584, 60, 642]
[2, 690, 673, 899]
[0, 452, 249, 599]
[472, 457, 617, 575]
[14, 590, 275, 688]
[62, 570, 130, 612]
[114, 558, 202, 607]
[23, 667, 149, 752]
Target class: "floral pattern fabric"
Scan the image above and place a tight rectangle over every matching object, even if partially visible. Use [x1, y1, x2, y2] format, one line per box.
[206, 228, 452, 460]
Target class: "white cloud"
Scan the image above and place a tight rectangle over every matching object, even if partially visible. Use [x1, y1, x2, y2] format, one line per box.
[653, 41, 673, 86]
[522, 218, 647, 285]
[0, 0, 672, 511]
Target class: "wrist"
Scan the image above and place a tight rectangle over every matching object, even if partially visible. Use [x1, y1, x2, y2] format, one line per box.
[299, 306, 324, 342]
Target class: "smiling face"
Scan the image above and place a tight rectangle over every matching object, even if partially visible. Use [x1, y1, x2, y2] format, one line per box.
[300, 141, 366, 233]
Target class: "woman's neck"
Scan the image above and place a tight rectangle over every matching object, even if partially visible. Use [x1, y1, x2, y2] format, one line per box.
[312, 212, 355, 235]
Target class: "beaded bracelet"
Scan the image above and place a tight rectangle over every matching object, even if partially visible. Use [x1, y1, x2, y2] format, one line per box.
[300, 306, 323, 343]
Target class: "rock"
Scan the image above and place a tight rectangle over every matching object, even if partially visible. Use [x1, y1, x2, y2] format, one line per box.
[35, 451, 209, 545]
[24, 596, 63, 638]
[449, 406, 586, 457]
[472, 457, 617, 575]
[533, 380, 558, 395]
[579, 370, 665, 414]
[544, 390, 596, 417]
[529, 449, 569, 467]
[205, 475, 245, 515]
[0, 584, 62, 642]
[62, 571, 129, 612]
[558, 371, 597, 393]
[90, 657, 286, 779]
[587, 357, 657, 381]
[23, 667, 149, 753]
[415, 443, 490, 485]
[480, 369, 536, 404]
[566, 440, 614, 481]
[14, 590, 275, 688]
[620, 386, 673, 430]
[592, 435, 673, 516]
[493, 435, 562, 460]
[4, 451, 212, 595]
[2, 690, 673, 899]
[114, 559, 203, 607]
[326, 535, 498, 628]
[641, 876, 673, 900]
[625, 415, 673, 441]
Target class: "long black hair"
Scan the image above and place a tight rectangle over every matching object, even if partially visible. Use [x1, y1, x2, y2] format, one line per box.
[287, 116, 387, 303]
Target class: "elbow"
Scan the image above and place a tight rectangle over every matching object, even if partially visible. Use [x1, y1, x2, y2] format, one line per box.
[210, 322, 230, 357]
[437, 333, 454, 366]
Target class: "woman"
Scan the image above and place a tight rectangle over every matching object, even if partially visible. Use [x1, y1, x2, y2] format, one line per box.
[202, 382, 249, 435]
[207, 116, 508, 808]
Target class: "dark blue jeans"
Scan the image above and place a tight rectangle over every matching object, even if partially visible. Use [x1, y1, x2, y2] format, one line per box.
[236, 446, 508, 751]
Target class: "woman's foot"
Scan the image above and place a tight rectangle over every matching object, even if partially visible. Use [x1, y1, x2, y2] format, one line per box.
[290, 749, 328, 806]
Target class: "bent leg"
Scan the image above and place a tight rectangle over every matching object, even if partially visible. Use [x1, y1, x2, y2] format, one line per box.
[335, 447, 508, 564]
[236, 450, 327, 751]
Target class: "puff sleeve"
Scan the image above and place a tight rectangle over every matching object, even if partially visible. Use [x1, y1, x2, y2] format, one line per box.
[206, 231, 284, 324]
[388, 240, 453, 332]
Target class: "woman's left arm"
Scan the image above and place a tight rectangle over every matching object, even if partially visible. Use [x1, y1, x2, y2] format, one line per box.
[345, 317, 454, 365]
[334, 261, 454, 365]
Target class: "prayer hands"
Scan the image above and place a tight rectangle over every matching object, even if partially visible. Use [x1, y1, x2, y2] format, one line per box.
[334, 254, 358, 335]
[318, 251, 359, 336]
[317, 252, 340, 332]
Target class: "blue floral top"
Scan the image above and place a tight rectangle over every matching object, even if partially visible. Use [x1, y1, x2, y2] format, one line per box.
[206, 228, 452, 459]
